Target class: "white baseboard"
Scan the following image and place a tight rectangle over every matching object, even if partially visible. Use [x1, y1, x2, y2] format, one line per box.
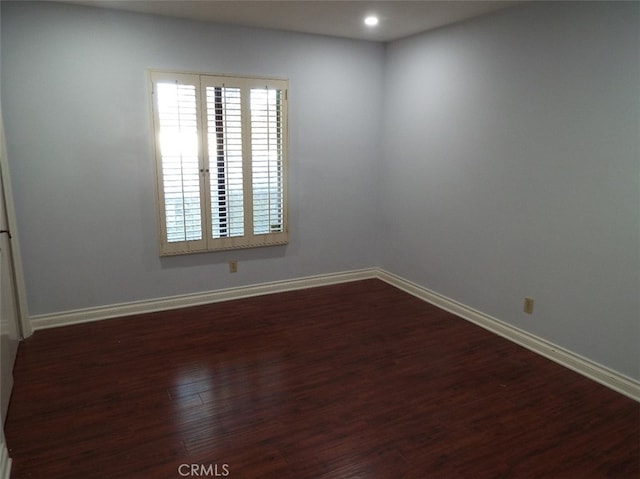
[375, 268, 640, 403]
[30, 268, 378, 330]
[28, 266, 639, 402]
[0, 440, 10, 479]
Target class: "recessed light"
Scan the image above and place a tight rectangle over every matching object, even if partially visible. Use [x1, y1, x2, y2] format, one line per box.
[364, 15, 379, 27]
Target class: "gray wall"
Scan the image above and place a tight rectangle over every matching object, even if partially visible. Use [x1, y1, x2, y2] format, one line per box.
[381, 1, 639, 379]
[2, 1, 638, 380]
[1, 2, 384, 315]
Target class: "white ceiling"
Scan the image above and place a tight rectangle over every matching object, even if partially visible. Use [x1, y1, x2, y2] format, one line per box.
[62, 1, 521, 42]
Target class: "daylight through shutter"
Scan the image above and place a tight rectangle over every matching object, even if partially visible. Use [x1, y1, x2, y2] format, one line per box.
[155, 81, 202, 243]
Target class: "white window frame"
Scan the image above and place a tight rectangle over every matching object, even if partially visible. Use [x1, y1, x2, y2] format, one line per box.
[149, 70, 289, 255]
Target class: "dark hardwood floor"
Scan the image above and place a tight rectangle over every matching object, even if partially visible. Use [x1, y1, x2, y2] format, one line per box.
[4, 279, 639, 478]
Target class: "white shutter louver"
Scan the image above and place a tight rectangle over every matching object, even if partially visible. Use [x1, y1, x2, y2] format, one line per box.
[251, 88, 284, 235]
[156, 82, 202, 243]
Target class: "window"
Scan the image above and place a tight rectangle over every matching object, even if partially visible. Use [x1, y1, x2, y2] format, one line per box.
[149, 71, 288, 255]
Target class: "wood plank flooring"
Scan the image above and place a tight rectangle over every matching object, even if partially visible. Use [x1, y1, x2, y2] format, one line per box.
[4, 279, 639, 478]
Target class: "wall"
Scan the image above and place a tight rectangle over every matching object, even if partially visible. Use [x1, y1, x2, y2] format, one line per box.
[381, 1, 639, 379]
[1, 1, 384, 315]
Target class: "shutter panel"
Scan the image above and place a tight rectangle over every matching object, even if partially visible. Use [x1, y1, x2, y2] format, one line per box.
[155, 81, 203, 243]
[250, 87, 285, 236]
[206, 86, 244, 239]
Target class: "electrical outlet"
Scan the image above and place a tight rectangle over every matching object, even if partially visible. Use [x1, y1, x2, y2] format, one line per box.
[229, 260, 238, 273]
[524, 297, 534, 314]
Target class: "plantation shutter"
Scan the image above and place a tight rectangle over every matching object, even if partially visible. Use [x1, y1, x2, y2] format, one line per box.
[246, 79, 288, 248]
[250, 87, 285, 235]
[151, 72, 207, 254]
[205, 85, 244, 239]
[150, 72, 288, 255]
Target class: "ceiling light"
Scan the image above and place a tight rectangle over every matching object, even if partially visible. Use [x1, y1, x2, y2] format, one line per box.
[364, 16, 379, 27]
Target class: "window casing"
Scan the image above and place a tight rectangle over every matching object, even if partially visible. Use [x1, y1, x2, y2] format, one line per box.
[149, 71, 288, 255]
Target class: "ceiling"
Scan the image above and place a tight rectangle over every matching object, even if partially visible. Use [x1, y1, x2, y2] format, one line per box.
[62, 1, 521, 42]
